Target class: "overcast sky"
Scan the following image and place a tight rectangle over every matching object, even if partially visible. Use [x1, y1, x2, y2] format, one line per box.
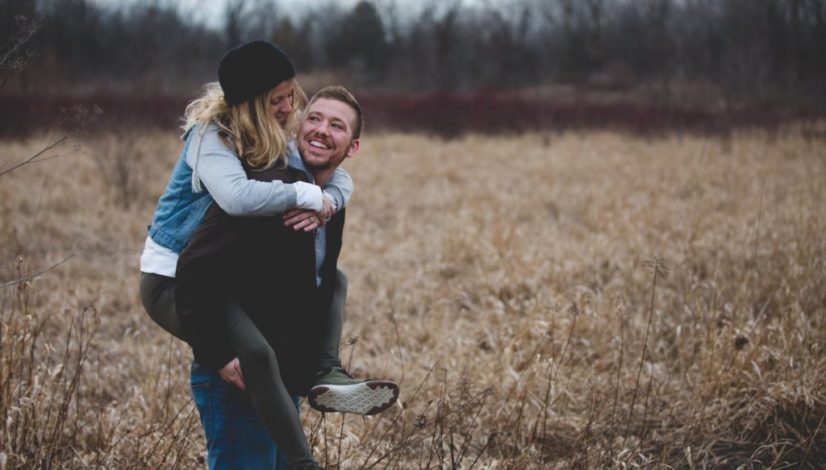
[86, 0, 359, 27]
[87, 0, 489, 29]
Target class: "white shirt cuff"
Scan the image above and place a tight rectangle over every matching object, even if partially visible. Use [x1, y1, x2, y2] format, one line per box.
[294, 181, 323, 211]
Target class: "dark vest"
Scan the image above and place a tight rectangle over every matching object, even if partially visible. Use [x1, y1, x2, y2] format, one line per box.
[176, 164, 345, 395]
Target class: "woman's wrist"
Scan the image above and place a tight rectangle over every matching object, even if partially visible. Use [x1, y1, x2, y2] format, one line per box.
[293, 181, 323, 211]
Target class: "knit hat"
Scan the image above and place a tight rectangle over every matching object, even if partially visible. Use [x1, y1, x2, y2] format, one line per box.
[218, 40, 295, 106]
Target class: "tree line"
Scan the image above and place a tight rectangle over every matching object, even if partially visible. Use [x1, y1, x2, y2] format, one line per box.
[2, 0, 824, 100]
[2, 0, 825, 136]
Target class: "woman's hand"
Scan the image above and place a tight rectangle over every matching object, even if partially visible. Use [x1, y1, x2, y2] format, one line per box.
[318, 195, 335, 221]
[218, 357, 246, 391]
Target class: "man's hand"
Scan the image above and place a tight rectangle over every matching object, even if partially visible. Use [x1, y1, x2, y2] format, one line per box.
[218, 357, 246, 391]
[283, 208, 322, 232]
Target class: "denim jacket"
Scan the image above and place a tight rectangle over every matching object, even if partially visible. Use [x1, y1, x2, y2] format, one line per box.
[147, 130, 209, 253]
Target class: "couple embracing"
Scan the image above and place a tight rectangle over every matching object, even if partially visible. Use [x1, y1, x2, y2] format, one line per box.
[138, 41, 399, 469]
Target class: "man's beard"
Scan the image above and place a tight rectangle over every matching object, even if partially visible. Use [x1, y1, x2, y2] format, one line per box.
[301, 137, 352, 171]
[303, 158, 334, 171]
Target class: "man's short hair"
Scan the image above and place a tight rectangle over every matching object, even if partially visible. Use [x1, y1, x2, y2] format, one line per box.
[309, 86, 363, 140]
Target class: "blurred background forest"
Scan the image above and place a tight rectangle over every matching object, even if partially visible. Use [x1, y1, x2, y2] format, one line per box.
[2, 0, 826, 136]
[2, 1, 826, 468]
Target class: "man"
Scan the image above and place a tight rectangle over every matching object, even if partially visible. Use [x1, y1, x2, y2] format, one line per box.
[176, 86, 399, 469]
[288, 87, 402, 416]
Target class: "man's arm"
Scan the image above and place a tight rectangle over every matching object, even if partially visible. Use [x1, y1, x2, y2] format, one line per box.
[323, 166, 353, 212]
[218, 357, 246, 390]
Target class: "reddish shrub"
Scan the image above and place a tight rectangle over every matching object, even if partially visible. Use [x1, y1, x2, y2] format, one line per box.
[1, 90, 819, 138]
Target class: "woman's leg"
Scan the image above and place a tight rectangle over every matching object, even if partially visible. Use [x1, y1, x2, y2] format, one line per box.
[139, 272, 185, 340]
[143, 272, 319, 467]
[223, 299, 319, 469]
[274, 396, 302, 470]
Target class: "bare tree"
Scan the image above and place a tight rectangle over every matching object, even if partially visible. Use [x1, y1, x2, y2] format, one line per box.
[325, 1, 390, 83]
[224, 0, 247, 48]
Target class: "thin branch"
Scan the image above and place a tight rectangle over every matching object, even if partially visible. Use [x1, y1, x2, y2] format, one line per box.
[0, 253, 75, 289]
[0, 17, 40, 66]
[0, 135, 70, 178]
[0, 15, 42, 92]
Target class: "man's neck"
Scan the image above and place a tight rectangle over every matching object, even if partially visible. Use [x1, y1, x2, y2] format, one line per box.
[312, 167, 335, 187]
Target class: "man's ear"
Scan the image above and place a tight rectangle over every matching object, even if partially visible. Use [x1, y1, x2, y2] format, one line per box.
[345, 139, 360, 160]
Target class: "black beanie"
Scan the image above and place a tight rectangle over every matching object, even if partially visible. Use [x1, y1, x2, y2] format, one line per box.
[218, 41, 295, 106]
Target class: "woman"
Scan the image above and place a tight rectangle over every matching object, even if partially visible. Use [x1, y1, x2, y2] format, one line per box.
[138, 41, 345, 469]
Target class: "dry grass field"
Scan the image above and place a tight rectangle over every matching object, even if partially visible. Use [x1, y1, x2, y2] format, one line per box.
[1, 124, 825, 469]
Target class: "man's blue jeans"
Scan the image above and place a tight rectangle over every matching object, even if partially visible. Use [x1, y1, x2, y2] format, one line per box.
[191, 361, 300, 469]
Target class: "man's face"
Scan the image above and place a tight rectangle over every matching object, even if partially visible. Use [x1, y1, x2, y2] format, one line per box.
[268, 80, 294, 127]
[298, 98, 359, 171]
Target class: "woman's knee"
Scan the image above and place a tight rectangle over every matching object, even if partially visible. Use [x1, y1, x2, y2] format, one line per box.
[138, 273, 157, 314]
[139, 273, 177, 329]
[239, 341, 278, 372]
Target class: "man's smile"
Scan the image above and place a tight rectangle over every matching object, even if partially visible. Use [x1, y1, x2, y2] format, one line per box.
[307, 136, 331, 150]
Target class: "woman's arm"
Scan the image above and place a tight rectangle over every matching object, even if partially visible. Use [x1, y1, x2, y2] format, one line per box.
[188, 124, 324, 216]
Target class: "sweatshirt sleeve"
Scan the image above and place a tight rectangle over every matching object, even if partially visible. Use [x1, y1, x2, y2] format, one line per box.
[187, 125, 323, 215]
[323, 166, 354, 211]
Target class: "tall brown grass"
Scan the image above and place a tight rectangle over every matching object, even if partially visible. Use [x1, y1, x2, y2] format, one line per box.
[1, 123, 824, 468]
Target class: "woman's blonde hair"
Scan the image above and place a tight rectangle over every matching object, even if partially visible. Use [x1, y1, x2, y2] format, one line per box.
[182, 79, 307, 170]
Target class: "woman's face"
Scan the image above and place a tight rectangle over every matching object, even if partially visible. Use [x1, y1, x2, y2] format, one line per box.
[268, 80, 295, 127]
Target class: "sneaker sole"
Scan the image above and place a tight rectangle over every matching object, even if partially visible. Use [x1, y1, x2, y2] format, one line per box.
[308, 380, 399, 415]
